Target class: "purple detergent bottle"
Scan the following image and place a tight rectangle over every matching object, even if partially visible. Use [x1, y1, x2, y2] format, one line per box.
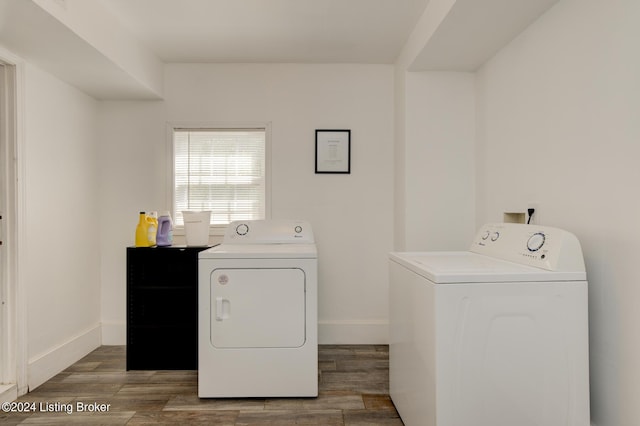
[156, 211, 173, 247]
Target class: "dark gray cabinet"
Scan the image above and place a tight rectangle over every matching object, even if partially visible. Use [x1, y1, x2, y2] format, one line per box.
[126, 246, 210, 370]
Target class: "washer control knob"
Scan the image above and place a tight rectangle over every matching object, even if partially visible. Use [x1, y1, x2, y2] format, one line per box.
[294, 226, 302, 233]
[491, 232, 500, 242]
[527, 232, 546, 252]
[481, 231, 490, 240]
[236, 223, 249, 236]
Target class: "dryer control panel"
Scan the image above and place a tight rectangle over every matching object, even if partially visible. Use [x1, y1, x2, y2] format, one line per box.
[223, 220, 314, 244]
[470, 223, 585, 272]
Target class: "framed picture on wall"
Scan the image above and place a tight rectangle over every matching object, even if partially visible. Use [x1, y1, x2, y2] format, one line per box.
[315, 129, 351, 174]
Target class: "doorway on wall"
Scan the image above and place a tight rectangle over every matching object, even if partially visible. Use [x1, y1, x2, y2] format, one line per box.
[0, 60, 18, 400]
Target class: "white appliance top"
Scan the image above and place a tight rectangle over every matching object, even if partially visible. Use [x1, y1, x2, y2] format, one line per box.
[390, 223, 586, 283]
[199, 219, 317, 259]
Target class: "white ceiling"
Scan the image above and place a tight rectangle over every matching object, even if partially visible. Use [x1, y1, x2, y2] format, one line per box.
[99, 0, 431, 64]
[0, 0, 560, 99]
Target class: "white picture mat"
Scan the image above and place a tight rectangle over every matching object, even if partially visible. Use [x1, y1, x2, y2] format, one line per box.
[316, 130, 350, 173]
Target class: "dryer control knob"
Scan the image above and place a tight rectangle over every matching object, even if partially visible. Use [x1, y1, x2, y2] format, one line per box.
[527, 232, 546, 252]
[295, 226, 302, 233]
[236, 223, 249, 236]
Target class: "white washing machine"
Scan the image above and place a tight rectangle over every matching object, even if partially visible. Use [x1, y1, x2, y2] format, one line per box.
[389, 223, 590, 426]
[198, 219, 317, 398]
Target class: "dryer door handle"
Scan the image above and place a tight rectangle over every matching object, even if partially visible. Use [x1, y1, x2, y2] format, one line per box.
[215, 297, 231, 321]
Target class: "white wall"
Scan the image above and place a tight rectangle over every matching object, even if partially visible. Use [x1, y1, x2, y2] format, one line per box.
[393, 65, 407, 251]
[23, 63, 101, 389]
[403, 71, 476, 251]
[97, 100, 166, 343]
[393, 0, 477, 254]
[475, 0, 640, 424]
[99, 63, 395, 344]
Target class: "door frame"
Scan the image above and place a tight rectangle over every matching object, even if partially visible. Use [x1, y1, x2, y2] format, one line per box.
[0, 48, 27, 401]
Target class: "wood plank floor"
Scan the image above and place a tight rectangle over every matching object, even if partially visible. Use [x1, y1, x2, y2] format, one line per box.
[1, 345, 403, 425]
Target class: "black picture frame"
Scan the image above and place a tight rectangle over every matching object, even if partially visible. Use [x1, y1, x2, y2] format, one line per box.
[315, 129, 351, 174]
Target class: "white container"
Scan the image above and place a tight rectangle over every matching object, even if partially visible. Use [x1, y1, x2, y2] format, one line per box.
[182, 211, 211, 246]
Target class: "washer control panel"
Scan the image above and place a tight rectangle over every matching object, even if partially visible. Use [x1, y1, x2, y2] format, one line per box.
[224, 219, 314, 244]
[470, 223, 584, 272]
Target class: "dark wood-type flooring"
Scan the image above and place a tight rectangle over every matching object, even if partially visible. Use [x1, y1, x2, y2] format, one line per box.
[1, 345, 403, 425]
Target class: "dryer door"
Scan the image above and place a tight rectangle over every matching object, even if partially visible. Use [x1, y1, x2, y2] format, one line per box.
[210, 268, 306, 348]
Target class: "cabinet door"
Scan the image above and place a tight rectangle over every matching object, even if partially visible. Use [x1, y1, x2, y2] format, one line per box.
[129, 287, 196, 326]
[128, 325, 197, 369]
[127, 247, 200, 288]
[210, 268, 306, 348]
[126, 246, 208, 370]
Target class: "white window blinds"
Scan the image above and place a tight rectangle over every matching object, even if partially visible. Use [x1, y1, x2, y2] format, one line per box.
[173, 128, 266, 226]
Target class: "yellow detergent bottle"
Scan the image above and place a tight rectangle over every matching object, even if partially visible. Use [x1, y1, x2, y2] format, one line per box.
[135, 212, 157, 247]
[147, 211, 158, 246]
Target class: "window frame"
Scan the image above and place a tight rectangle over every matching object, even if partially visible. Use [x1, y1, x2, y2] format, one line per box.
[166, 122, 272, 237]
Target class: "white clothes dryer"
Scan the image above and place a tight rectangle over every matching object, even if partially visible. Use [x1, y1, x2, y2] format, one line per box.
[389, 223, 590, 426]
[198, 219, 317, 398]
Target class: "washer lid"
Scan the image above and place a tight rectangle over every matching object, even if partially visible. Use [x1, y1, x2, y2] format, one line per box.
[389, 251, 586, 283]
[200, 243, 317, 259]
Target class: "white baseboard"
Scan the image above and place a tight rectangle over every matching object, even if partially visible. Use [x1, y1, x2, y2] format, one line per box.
[318, 320, 388, 344]
[28, 324, 101, 391]
[101, 321, 126, 345]
[0, 384, 17, 403]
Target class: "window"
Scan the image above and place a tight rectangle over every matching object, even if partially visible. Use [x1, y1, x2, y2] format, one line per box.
[171, 125, 269, 230]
